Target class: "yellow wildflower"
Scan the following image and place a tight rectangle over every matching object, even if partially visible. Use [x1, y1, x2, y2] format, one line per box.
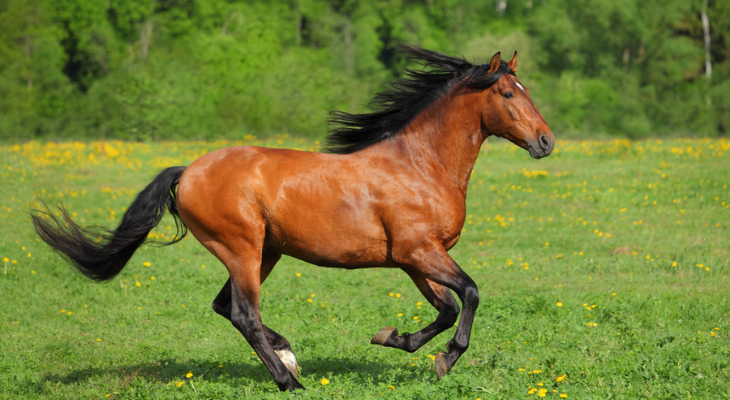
[321, 378, 330, 385]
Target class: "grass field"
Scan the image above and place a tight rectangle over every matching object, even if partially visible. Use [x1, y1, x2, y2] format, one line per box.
[1, 137, 729, 399]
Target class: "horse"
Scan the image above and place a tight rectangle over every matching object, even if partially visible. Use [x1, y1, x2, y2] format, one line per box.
[33, 45, 554, 391]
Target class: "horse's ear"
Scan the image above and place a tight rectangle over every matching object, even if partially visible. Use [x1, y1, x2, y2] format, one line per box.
[488, 52, 501, 74]
[508, 51, 518, 73]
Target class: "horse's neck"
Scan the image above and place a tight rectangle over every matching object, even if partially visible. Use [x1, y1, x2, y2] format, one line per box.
[399, 90, 484, 195]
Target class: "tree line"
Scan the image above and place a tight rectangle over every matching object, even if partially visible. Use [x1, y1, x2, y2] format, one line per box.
[0, 0, 728, 141]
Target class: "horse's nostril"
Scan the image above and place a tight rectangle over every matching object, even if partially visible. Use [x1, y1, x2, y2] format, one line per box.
[539, 134, 550, 150]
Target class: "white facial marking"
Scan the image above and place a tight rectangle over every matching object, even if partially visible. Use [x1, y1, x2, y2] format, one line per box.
[515, 82, 525, 92]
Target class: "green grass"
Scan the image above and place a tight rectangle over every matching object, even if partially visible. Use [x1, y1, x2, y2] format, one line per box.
[1, 137, 729, 399]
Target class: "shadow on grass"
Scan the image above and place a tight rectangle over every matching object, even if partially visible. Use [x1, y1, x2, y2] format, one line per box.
[39, 355, 424, 389]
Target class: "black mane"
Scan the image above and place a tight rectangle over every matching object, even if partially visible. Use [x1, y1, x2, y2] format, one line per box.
[325, 44, 516, 154]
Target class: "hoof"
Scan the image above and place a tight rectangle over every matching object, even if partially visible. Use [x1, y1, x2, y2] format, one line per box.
[371, 327, 397, 345]
[434, 351, 450, 380]
[275, 349, 299, 379]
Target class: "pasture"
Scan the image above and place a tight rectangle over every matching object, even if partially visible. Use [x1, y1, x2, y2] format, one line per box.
[1, 137, 728, 399]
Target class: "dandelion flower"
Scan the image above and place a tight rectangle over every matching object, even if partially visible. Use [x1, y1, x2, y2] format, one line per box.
[186, 371, 193, 378]
[143, 262, 151, 267]
[556, 302, 563, 307]
[560, 394, 568, 398]
[321, 378, 330, 385]
[177, 381, 185, 388]
[538, 388, 547, 397]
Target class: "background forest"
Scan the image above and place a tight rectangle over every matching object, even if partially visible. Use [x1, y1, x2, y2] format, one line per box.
[1, 0, 728, 141]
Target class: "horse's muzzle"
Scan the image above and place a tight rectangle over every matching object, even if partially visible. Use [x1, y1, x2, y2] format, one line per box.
[528, 134, 554, 159]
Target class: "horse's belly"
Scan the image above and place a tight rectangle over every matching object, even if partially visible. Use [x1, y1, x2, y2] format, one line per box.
[265, 217, 389, 269]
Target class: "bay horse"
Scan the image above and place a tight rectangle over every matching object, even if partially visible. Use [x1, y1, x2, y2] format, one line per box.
[33, 45, 554, 391]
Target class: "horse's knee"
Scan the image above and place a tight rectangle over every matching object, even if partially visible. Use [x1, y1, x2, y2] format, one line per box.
[463, 283, 479, 308]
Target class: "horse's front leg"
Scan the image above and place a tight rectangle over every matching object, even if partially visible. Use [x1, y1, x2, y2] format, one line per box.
[389, 239, 480, 380]
[371, 270, 460, 352]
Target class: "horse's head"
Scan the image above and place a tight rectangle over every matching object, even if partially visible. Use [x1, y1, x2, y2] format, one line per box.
[480, 52, 554, 159]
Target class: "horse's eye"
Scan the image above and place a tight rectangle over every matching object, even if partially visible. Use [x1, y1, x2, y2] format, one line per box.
[503, 91, 515, 99]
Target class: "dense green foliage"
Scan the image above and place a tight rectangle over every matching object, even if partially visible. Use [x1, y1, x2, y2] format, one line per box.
[1, 138, 729, 398]
[1, 0, 729, 140]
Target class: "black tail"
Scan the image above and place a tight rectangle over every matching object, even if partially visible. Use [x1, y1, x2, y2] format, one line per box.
[32, 166, 188, 282]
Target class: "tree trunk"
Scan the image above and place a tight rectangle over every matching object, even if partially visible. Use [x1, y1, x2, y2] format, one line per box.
[701, 0, 711, 80]
[495, 0, 506, 16]
[140, 20, 153, 60]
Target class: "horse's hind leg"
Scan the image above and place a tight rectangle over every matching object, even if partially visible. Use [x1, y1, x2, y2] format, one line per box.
[212, 252, 299, 379]
[371, 271, 460, 352]
[214, 242, 303, 391]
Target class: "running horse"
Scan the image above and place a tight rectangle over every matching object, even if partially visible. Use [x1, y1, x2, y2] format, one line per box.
[33, 45, 554, 391]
